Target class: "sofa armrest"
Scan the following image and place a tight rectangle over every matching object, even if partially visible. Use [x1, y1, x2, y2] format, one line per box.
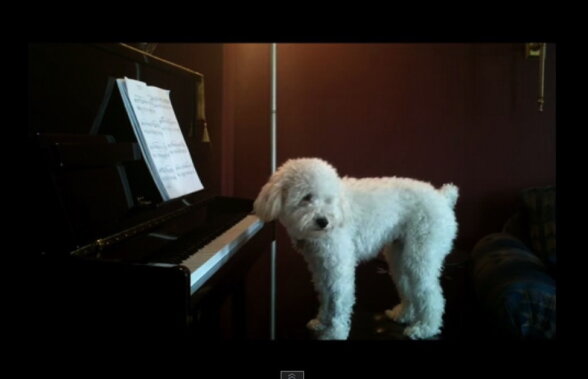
[471, 233, 556, 339]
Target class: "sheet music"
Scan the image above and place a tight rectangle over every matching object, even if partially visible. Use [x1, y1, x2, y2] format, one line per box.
[117, 77, 204, 201]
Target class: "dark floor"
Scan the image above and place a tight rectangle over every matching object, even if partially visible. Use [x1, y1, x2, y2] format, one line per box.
[298, 250, 475, 340]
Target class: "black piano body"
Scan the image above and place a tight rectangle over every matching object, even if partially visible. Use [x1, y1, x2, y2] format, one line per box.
[30, 43, 270, 339]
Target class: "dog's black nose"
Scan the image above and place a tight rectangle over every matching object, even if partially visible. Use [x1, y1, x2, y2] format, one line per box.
[316, 217, 329, 229]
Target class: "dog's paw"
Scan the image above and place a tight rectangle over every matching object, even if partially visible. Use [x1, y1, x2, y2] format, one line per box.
[307, 319, 350, 340]
[403, 322, 440, 340]
[316, 326, 350, 340]
[306, 318, 326, 332]
[385, 304, 413, 324]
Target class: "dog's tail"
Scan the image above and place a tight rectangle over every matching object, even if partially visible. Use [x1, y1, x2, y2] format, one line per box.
[439, 183, 459, 209]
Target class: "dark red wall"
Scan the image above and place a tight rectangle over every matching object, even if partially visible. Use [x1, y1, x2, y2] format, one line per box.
[225, 44, 272, 199]
[277, 43, 555, 249]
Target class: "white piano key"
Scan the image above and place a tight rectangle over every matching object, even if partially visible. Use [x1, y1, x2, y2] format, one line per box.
[181, 215, 263, 294]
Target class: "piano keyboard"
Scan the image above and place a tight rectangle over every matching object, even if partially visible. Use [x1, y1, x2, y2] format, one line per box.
[181, 215, 263, 294]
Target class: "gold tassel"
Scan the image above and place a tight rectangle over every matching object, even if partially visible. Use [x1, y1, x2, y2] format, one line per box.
[201, 121, 210, 143]
[197, 78, 211, 143]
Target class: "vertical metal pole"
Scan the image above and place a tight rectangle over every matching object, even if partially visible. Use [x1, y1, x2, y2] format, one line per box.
[270, 43, 277, 340]
[538, 43, 547, 112]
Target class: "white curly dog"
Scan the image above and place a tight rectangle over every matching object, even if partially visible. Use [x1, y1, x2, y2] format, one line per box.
[254, 158, 459, 340]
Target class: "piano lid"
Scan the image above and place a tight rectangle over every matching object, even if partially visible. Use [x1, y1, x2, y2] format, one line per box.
[29, 43, 219, 255]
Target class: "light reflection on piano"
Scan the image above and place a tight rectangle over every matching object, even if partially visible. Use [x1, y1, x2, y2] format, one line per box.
[183, 215, 263, 294]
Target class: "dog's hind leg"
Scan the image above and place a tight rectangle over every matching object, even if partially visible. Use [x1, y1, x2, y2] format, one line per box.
[397, 235, 449, 339]
[383, 240, 416, 324]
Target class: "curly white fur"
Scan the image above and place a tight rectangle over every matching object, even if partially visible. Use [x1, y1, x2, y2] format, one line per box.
[254, 158, 459, 340]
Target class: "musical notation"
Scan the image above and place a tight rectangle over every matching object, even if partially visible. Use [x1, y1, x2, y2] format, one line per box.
[117, 77, 204, 200]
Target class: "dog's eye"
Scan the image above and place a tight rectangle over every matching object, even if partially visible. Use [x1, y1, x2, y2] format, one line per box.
[302, 194, 313, 202]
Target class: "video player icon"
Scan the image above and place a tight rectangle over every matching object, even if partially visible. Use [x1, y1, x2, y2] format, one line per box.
[280, 371, 304, 379]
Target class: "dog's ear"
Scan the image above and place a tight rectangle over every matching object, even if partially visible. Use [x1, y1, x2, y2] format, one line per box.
[254, 172, 284, 222]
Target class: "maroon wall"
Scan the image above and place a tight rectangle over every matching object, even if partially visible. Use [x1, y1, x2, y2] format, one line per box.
[277, 43, 555, 249]
[225, 44, 272, 199]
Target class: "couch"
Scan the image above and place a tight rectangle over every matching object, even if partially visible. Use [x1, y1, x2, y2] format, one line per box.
[470, 186, 556, 339]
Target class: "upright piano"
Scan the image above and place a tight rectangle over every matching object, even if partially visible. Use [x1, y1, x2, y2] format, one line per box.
[30, 43, 270, 339]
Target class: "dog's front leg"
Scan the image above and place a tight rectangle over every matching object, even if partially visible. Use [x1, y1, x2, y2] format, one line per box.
[304, 244, 356, 340]
[306, 272, 333, 334]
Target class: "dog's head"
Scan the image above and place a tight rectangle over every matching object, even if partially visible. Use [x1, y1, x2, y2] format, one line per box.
[254, 158, 346, 239]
